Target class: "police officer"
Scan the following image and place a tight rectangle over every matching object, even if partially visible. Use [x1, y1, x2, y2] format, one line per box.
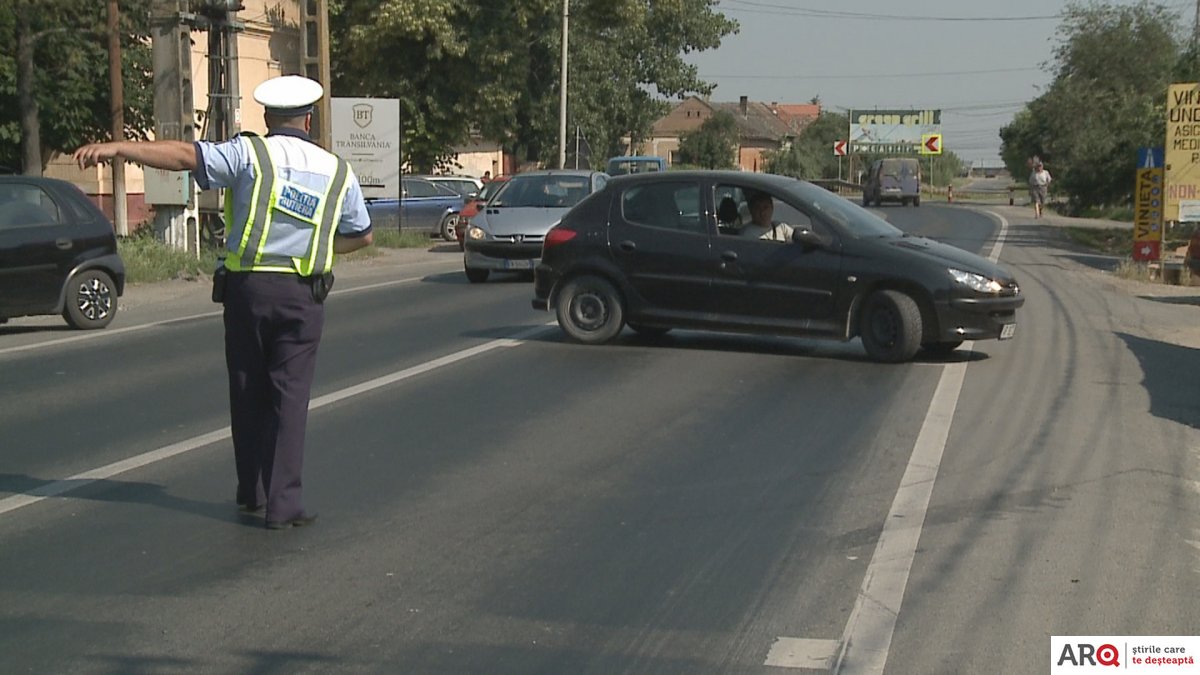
[73, 75, 373, 529]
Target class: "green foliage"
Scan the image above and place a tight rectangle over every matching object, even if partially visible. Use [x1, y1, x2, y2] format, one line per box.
[1000, 1, 1180, 213]
[763, 111, 847, 179]
[0, 0, 154, 171]
[330, 0, 736, 171]
[676, 109, 737, 169]
[119, 229, 219, 284]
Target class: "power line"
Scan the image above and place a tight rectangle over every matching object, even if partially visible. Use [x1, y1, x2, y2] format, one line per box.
[700, 66, 1041, 80]
[720, 0, 1063, 22]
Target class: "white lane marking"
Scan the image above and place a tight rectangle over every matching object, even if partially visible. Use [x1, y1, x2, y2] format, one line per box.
[765, 638, 840, 670]
[831, 354, 971, 674]
[0, 324, 551, 518]
[773, 208, 1011, 671]
[0, 268, 451, 359]
[979, 209, 1008, 263]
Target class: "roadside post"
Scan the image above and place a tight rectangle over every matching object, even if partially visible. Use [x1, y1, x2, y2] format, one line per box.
[833, 139, 847, 181]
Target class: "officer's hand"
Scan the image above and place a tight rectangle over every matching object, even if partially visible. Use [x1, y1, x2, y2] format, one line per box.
[73, 143, 120, 169]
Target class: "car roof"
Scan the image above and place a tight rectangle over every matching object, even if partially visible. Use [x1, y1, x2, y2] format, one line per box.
[509, 169, 604, 178]
[604, 170, 805, 190]
[0, 175, 73, 185]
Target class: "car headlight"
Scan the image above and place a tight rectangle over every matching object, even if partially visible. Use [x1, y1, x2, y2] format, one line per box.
[468, 225, 486, 240]
[949, 268, 1003, 293]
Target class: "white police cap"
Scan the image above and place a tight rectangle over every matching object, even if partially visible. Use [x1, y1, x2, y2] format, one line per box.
[253, 76, 324, 117]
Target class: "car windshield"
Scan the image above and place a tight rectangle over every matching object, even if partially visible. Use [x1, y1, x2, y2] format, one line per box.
[782, 179, 904, 238]
[490, 175, 592, 208]
[478, 180, 505, 203]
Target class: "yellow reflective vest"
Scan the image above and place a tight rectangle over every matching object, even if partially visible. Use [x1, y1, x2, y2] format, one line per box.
[224, 134, 352, 276]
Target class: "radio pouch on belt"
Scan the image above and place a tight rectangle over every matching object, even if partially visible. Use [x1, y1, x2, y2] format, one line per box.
[212, 263, 228, 304]
[311, 272, 334, 303]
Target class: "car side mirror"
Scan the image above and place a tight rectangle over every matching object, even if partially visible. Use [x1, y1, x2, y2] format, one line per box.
[791, 227, 824, 250]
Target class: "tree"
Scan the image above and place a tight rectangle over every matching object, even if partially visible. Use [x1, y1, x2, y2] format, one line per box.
[999, 1, 1180, 211]
[330, 0, 736, 170]
[0, 0, 154, 174]
[676, 109, 737, 169]
[764, 111, 848, 179]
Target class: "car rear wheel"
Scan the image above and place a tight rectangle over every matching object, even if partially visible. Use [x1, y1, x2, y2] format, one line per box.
[922, 340, 963, 356]
[62, 269, 117, 330]
[913, 196, 921, 207]
[556, 274, 624, 344]
[465, 267, 489, 284]
[439, 214, 457, 242]
[860, 289, 922, 363]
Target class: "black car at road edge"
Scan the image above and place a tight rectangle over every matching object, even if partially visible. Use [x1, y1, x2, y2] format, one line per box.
[532, 170, 1024, 363]
[0, 175, 125, 329]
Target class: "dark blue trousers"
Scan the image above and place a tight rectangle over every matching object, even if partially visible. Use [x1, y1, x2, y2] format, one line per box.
[223, 271, 324, 522]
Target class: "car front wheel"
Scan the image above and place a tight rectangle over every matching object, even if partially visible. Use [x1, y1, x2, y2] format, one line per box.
[860, 289, 922, 362]
[556, 275, 624, 344]
[465, 267, 489, 283]
[62, 269, 117, 330]
[440, 214, 458, 242]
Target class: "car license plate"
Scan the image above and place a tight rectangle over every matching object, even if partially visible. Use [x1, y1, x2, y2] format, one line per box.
[504, 259, 534, 270]
[999, 323, 1016, 340]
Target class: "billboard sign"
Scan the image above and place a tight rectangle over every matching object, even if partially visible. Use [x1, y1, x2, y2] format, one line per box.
[849, 109, 941, 155]
[331, 97, 400, 200]
[1164, 83, 1200, 221]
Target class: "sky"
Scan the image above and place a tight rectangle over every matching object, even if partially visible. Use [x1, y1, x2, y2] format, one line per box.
[684, 0, 1197, 165]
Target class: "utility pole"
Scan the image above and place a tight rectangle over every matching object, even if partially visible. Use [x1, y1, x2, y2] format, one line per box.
[558, 0, 568, 169]
[108, 0, 128, 236]
[150, 0, 196, 252]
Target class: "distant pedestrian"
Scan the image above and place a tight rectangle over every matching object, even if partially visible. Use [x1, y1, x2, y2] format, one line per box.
[72, 75, 374, 530]
[482, 171, 491, 183]
[1029, 161, 1052, 219]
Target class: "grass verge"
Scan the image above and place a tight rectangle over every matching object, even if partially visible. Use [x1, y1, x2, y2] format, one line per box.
[119, 226, 436, 284]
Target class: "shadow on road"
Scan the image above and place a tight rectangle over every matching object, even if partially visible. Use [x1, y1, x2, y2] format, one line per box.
[1117, 332, 1200, 428]
[0, 474, 259, 527]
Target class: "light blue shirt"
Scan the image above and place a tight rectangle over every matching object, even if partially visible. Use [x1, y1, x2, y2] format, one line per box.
[195, 129, 371, 263]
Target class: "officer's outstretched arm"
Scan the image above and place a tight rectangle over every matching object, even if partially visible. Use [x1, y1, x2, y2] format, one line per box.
[73, 140, 197, 172]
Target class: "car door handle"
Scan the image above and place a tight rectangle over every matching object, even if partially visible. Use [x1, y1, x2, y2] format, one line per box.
[56, 238, 73, 250]
[720, 250, 738, 262]
[618, 240, 637, 252]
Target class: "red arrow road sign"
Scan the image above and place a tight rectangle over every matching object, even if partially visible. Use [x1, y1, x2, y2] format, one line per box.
[921, 134, 942, 155]
[833, 140, 847, 157]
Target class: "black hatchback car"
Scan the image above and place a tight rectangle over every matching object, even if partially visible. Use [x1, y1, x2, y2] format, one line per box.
[0, 176, 125, 329]
[532, 171, 1023, 362]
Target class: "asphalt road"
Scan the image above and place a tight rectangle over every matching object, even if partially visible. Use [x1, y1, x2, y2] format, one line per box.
[1, 205, 1197, 674]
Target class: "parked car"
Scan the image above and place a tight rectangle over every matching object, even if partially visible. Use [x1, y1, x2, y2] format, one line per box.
[0, 176, 125, 329]
[463, 170, 608, 283]
[863, 157, 922, 207]
[425, 175, 484, 200]
[454, 175, 510, 250]
[531, 170, 1024, 363]
[365, 177, 464, 241]
[606, 156, 666, 176]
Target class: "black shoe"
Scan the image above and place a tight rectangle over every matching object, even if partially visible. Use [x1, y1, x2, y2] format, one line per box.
[266, 513, 318, 530]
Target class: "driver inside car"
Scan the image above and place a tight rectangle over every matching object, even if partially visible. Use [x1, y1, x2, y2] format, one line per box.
[739, 190, 794, 242]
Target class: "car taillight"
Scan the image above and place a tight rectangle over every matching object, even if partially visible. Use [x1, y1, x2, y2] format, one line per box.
[543, 227, 577, 250]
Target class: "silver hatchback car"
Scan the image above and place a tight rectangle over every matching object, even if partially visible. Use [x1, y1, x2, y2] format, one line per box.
[463, 170, 607, 283]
